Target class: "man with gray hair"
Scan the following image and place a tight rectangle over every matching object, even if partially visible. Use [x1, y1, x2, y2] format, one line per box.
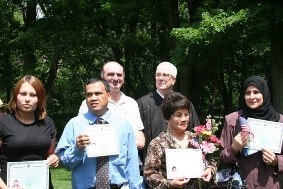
[137, 62, 200, 164]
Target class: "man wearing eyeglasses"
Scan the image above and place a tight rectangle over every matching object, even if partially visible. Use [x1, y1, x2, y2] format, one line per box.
[137, 62, 200, 165]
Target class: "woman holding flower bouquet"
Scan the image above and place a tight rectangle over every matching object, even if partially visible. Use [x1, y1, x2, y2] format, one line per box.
[144, 92, 216, 188]
[220, 76, 283, 189]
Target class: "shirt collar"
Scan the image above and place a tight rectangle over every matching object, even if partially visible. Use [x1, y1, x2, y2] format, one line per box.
[85, 108, 111, 125]
[109, 92, 126, 105]
[156, 89, 164, 98]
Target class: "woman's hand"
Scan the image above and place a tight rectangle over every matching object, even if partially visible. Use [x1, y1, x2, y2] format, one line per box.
[262, 148, 278, 166]
[201, 168, 212, 182]
[47, 154, 59, 168]
[169, 176, 190, 188]
[231, 131, 249, 154]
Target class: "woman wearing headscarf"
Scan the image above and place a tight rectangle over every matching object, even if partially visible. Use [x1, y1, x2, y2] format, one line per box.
[220, 76, 283, 188]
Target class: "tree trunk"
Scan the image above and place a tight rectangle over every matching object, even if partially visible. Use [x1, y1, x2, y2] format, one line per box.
[22, 0, 37, 74]
[165, 0, 179, 29]
[45, 49, 61, 97]
[270, 42, 283, 113]
[186, 0, 203, 24]
[178, 61, 212, 116]
[269, 4, 283, 186]
[270, 22, 283, 113]
[2, 53, 13, 102]
[178, 0, 204, 109]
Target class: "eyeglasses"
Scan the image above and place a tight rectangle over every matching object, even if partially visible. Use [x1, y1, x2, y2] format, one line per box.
[155, 73, 173, 80]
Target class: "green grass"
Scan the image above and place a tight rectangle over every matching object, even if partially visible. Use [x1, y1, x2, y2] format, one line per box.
[51, 167, 72, 189]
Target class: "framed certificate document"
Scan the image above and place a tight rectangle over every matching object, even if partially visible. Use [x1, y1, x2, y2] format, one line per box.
[84, 124, 120, 157]
[246, 118, 283, 153]
[7, 160, 49, 189]
[165, 149, 204, 179]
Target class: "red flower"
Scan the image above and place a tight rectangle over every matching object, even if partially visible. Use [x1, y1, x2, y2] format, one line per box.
[190, 115, 222, 156]
[208, 135, 221, 144]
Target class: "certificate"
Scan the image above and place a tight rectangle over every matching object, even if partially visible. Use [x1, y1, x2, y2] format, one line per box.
[85, 124, 119, 157]
[166, 149, 204, 179]
[113, 109, 137, 127]
[7, 160, 49, 189]
[246, 118, 283, 153]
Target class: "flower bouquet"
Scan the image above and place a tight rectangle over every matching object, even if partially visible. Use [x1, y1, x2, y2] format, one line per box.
[188, 115, 222, 188]
[189, 115, 222, 161]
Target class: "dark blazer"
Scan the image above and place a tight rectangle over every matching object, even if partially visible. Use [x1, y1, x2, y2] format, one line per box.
[137, 90, 200, 163]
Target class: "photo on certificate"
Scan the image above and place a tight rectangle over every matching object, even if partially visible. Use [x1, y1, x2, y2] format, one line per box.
[84, 124, 120, 157]
[7, 160, 49, 189]
[246, 118, 283, 153]
[165, 149, 204, 179]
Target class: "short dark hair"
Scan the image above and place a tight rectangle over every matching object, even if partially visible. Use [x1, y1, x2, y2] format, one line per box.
[162, 92, 190, 120]
[85, 78, 110, 93]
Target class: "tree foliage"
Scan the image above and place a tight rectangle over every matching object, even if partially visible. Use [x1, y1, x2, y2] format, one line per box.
[171, 0, 282, 120]
[0, 0, 282, 137]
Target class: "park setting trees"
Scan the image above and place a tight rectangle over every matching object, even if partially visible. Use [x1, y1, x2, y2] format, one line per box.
[0, 0, 282, 137]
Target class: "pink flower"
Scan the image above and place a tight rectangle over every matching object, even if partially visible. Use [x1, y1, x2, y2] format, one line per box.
[200, 141, 217, 154]
[205, 119, 212, 130]
[192, 115, 222, 158]
[188, 139, 200, 149]
[208, 135, 221, 144]
[194, 125, 205, 134]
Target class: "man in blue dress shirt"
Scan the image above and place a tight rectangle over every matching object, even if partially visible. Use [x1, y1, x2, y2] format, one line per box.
[56, 78, 144, 189]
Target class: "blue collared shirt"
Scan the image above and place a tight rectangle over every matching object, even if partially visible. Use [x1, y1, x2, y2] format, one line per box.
[55, 110, 144, 189]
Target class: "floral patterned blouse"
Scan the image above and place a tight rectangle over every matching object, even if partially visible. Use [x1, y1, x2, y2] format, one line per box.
[144, 131, 217, 189]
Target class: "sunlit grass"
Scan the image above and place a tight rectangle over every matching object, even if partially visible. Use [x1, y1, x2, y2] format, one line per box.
[51, 167, 72, 189]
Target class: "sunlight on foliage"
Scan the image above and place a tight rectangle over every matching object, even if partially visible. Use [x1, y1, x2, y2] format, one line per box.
[171, 9, 248, 44]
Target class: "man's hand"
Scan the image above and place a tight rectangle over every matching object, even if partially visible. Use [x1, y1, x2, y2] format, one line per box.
[76, 134, 90, 149]
[47, 154, 59, 168]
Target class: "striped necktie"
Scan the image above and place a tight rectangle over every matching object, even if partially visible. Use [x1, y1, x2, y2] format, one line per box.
[95, 117, 110, 189]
